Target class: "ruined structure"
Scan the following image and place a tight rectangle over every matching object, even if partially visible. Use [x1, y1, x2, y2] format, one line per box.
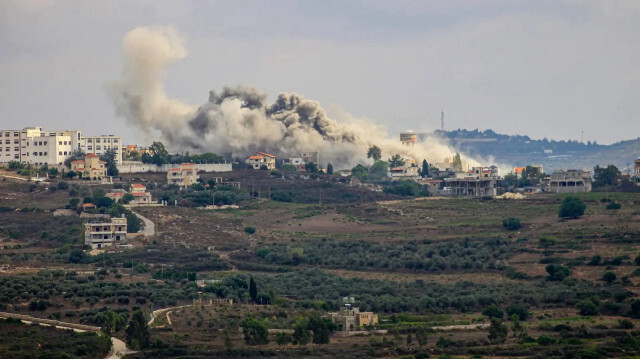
[444, 166, 501, 197]
[546, 169, 592, 193]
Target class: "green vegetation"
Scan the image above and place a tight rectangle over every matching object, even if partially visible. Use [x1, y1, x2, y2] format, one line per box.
[251, 237, 512, 272]
[558, 196, 586, 218]
[502, 217, 522, 230]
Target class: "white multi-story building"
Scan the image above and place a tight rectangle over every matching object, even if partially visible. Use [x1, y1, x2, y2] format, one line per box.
[1, 127, 82, 166]
[81, 135, 122, 164]
[0, 127, 122, 166]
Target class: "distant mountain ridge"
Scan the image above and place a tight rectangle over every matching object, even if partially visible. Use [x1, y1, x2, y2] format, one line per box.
[422, 129, 640, 173]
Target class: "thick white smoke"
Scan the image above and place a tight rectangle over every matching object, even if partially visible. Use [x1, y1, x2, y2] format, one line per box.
[109, 26, 478, 169]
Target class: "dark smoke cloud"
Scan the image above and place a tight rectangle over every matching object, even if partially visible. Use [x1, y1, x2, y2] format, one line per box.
[109, 26, 474, 168]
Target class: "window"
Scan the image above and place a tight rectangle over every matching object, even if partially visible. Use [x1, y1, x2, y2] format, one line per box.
[113, 139, 119, 143]
[13, 140, 18, 144]
[4, 140, 9, 144]
[0, 148, 2, 152]
[88, 146, 92, 150]
[4, 133, 8, 137]
[33, 152, 37, 156]
[64, 141, 67, 145]
[96, 146, 101, 150]
[6, 147, 10, 151]
[104, 235, 108, 239]
[39, 152, 42, 156]
[14, 155, 18, 159]
[59, 151, 62, 155]
[44, 152, 47, 156]
[95, 139, 101, 143]
[14, 147, 19, 151]
[13, 132, 18, 136]
[59, 141, 62, 145]
[87, 138, 92, 143]
[64, 151, 67, 155]
[44, 141, 47, 145]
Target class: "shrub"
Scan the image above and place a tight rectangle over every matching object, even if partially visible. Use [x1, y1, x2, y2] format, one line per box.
[244, 227, 256, 234]
[619, 319, 634, 329]
[546, 264, 570, 281]
[482, 304, 504, 318]
[558, 196, 586, 218]
[576, 299, 599, 316]
[537, 335, 555, 345]
[502, 217, 522, 231]
[57, 181, 69, 190]
[602, 271, 616, 284]
[606, 202, 621, 210]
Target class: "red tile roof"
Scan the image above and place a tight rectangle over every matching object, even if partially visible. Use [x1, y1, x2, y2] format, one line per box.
[132, 184, 145, 188]
[85, 153, 99, 158]
[248, 155, 263, 160]
[257, 152, 276, 158]
[80, 203, 96, 207]
[169, 168, 182, 172]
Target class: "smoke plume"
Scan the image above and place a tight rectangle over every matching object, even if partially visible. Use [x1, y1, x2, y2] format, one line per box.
[109, 26, 477, 169]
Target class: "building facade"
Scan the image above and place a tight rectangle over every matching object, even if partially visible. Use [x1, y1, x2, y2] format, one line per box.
[444, 166, 502, 197]
[0, 127, 122, 166]
[84, 217, 127, 249]
[246, 152, 276, 170]
[81, 135, 122, 164]
[634, 158, 640, 186]
[70, 153, 107, 179]
[327, 306, 378, 332]
[0, 127, 81, 165]
[167, 163, 200, 187]
[546, 170, 592, 193]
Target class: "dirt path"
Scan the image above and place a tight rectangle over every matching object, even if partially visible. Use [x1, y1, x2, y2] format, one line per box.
[0, 311, 136, 359]
[133, 211, 155, 237]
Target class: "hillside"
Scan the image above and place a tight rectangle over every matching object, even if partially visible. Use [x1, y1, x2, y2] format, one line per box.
[422, 129, 640, 172]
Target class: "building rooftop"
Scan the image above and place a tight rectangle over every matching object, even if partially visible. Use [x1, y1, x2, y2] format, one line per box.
[85, 153, 99, 158]
[257, 152, 276, 158]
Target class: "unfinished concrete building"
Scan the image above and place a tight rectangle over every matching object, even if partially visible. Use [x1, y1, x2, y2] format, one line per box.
[546, 169, 592, 193]
[444, 166, 502, 197]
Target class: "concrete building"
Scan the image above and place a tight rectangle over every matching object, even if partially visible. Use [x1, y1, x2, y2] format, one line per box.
[70, 153, 107, 179]
[400, 131, 418, 147]
[283, 157, 306, 171]
[167, 163, 200, 187]
[301, 151, 319, 164]
[634, 158, 640, 186]
[84, 217, 127, 249]
[0, 127, 81, 166]
[389, 166, 419, 180]
[246, 152, 276, 170]
[444, 166, 502, 197]
[0, 127, 123, 166]
[130, 183, 153, 204]
[327, 306, 378, 332]
[546, 169, 592, 193]
[105, 184, 153, 204]
[81, 135, 122, 164]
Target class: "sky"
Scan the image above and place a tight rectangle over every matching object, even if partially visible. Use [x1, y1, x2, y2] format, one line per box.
[1, 0, 639, 145]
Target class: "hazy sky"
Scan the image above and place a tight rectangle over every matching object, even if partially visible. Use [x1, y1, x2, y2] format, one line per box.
[1, 0, 639, 145]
